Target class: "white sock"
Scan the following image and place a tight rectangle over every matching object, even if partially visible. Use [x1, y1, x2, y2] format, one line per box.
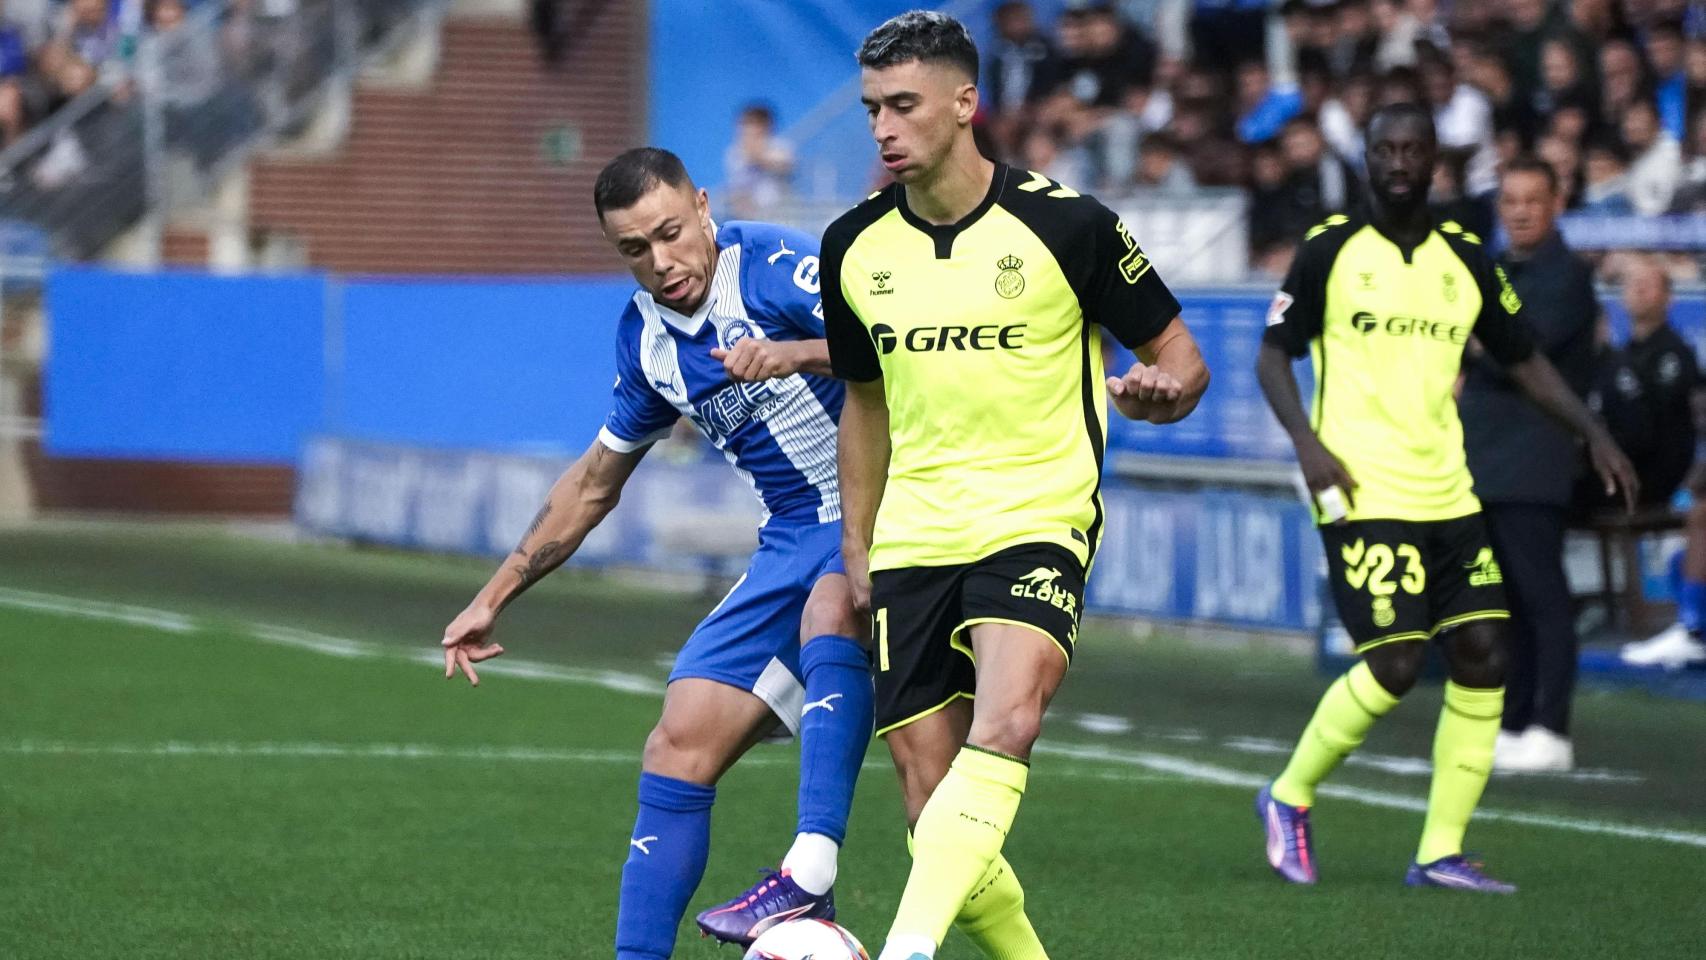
[780, 831, 838, 896]
[877, 934, 936, 960]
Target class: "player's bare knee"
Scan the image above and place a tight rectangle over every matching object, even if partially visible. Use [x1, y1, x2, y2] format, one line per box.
[968, 706, 1043, 760]
[1446, 624, 1507, 688]
[1364, 642, 1426, 698]
[642, 720, 718, 785]
[800, 579, 863, 645]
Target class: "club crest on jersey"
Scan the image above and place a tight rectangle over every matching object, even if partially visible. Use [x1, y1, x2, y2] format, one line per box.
[869, 270, 895, 296]
[718, 318, 757, 351]
[995, 254, 1026, 299]
[1372, 597, 1396, 627]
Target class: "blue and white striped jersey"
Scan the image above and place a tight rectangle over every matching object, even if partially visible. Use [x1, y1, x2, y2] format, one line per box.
[598, 221, 844, 526]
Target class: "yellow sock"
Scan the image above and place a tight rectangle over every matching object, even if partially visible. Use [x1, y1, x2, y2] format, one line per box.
[904, 833, 1047, 960]
[889, 747, 1028, 947]
[957, 853, 1048, 960]
[1271, 661, 1400, 807]
[1417, 683, 1503, 864]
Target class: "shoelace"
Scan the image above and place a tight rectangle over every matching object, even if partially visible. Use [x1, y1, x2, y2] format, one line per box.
[735, 869, 790, 910]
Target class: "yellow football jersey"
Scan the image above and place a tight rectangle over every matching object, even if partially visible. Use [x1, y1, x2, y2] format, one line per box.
[1264, 215, 1537, 523]
[822, 165, 1181, 571]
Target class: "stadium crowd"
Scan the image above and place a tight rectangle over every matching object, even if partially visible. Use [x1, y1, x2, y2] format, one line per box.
[974, 0, 1704, 276]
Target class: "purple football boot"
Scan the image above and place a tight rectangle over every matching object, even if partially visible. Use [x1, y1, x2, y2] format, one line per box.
[1405, 854, 1517, 894]
[1256, 784, 1318, 884]
[695, 868, 835, 946]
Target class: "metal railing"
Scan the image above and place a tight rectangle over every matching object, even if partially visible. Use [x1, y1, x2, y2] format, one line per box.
[0, 0, 437, 265]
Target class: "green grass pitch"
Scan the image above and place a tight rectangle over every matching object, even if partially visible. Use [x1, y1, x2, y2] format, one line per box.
[1, 523, 1702, 959]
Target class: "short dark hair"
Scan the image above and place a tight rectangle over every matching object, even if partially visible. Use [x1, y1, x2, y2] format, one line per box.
[1368, 101, 1437, 143]
[857, 10, 979, 83]
[1624, 96, 1660, 120]
[1140, 130, 1179, 155]
[1502, 154, 1561, 194]
[593, 147, 693, 219]
[1584, 135, 1630, 165]
[739, 101, 776, 126]
[1649, 19, 1684, 41]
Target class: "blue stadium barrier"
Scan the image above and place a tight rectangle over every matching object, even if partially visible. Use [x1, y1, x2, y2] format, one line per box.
[44, 267, 327, 462]
[42, 266, 1706, 640]
[295, 435, 1324, 634]
[44, 266, 1706, 465]
[333, 276, 632, 452]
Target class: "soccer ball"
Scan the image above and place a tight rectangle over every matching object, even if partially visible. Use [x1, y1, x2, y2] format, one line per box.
[742, 918, 869, 960]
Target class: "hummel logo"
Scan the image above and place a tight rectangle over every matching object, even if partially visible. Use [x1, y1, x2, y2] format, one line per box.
[630, 835, 659, 855]
[767, 239, 796, 265]
[803, 693, 844, 716]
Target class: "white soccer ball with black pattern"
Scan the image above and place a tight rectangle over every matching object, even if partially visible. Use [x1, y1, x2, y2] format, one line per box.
[742, 918, 869, 960]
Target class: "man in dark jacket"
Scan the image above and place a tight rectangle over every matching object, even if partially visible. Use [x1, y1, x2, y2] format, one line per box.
[1593, 258, 1700, 509]
[1460, 157, 1597, 773]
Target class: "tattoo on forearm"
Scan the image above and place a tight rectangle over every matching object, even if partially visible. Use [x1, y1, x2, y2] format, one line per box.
[512, 540, 571, 588]
[516, 501, 552, 551]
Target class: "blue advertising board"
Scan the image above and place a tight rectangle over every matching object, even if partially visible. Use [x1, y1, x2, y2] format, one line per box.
[44, 267, 326, 462]
[296, 436, 1325, 634]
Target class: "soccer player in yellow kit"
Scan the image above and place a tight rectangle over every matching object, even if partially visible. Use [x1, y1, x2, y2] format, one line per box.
[822, 12, 1209, 959]
[1254, 103, 1637, 893]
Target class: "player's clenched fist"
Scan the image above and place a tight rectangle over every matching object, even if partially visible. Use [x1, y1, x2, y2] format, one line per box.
[712, 339, 805, 383]
[1106, 362, 1184, 424]
[441, 602, 506, 686]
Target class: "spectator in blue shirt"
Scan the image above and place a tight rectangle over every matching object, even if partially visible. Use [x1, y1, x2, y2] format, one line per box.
[1234, 60, 1302, 144]
[0, 21, 26, 79]
[1647, 20, 1688, 141]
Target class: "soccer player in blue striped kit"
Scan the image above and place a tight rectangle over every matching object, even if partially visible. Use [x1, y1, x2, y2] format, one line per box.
[440, 148, 874, 957]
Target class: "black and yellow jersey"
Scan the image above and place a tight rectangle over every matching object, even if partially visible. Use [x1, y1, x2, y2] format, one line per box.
[1264, 213, 1537, 524]
[822, 164, 1180, 572]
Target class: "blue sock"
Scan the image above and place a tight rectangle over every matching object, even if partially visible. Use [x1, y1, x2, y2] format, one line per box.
[796, 634, 873, 843]
[615, 772, 715, 960]
[1681, 579, 1706, 636]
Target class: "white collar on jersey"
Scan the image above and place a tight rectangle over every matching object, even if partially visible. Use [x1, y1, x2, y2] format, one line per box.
[643, 221, 734, 337]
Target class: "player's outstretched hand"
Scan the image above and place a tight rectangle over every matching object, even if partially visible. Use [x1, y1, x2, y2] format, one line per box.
[1107, 363, 1183, 424]
[712, 339, 802, 383]
[1297, 436, 1358, 522]
[441, 602, 506, 686]
[1588, 433, 1641, 514]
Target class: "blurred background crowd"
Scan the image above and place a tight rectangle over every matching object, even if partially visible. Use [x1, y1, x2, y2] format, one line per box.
[721, 0, 1704, 280]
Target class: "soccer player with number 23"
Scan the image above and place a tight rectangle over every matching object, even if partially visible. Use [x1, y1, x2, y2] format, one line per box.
[1255, 103, 1638, 894]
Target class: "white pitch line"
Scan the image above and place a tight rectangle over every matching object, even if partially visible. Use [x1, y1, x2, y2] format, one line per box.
[0, 739, 641, 765]
[0, 739, 1179, 786]
[0, 586, 196, 634]
[4, 588, 1703, 849]
[1035, 742, 1706, 849]
[1222, 735, 1646, 785]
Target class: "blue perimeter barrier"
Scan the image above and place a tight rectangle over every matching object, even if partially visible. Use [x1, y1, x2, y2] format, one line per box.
[295, 435, 1325, 633]
[42, 266, 1706, 636]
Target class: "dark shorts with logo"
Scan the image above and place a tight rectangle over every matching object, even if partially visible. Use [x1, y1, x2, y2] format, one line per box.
[869, 543, 1085, 736]
[1319, 513, 1509, 654]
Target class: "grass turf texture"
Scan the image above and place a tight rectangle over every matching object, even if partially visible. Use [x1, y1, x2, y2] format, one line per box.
[1, 523, 1702, 959]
